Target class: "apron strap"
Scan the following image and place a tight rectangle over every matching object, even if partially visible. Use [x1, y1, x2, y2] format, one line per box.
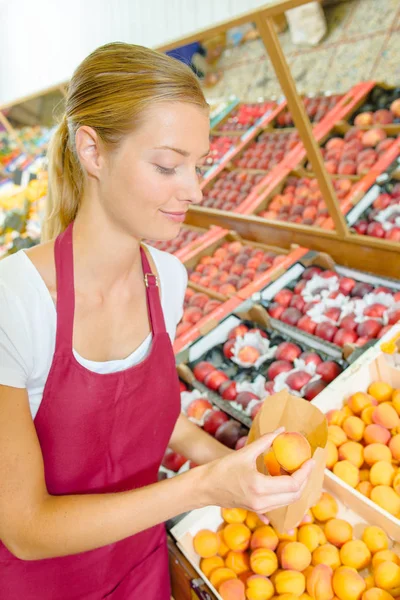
[140, 244, 167, 336]
[54, 222, 75, 352]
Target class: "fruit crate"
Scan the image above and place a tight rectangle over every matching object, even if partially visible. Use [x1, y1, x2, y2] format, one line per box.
[170, 484, 400, 600]
[145, 224, 225, 261]
[212, 101, 283, 135]
[209, 98, 240, 130]
[256, 252, 400, 356]
[232, 128, 301, 173]
[176, 303, 348, 429]
[317, 81, 377, 130]
[183, 229, 308, 302]
[312, 325, 400, 542]
[273, 92, 344, 129]
[346, 156, 400, 242]
[339, 82, 400, 136]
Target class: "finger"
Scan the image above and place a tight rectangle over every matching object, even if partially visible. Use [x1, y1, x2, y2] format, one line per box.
[290, 459, 315, 486]
[255, 471, 309, 505]
[243, 428, 285, 464]
[257, 489, 307, 513]
[256, 514, 270, 525]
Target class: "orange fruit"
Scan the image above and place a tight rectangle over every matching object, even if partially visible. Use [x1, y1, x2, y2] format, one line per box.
[194, 529, 220, 558]
[368, 382, 393, 404]
[223, 523, 251, 552]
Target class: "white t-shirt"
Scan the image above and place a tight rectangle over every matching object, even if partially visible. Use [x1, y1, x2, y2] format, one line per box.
[0, 245, 187, 419]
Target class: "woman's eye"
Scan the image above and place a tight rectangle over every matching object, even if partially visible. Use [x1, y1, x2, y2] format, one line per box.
[155, 165, 176, 176]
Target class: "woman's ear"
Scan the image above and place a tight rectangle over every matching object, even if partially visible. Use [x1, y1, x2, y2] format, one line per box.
[75, 126, 104, 179]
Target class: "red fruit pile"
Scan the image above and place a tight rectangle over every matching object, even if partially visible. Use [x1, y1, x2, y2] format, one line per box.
[176, 289, 222, 338]
[235, 131, 300, 170]
[353, 180, 400, 241]
[276, 94, 343, 127]
[188, 241, 285, 295]
[147, 227, 202, 253]
[203, 136, 236, 166]
[258, 176, 354, 227]
[308, 128, 395, 176]
[353, 98, 400, 127]
[201, 170, 265, 211]
[216, 102, 277, 132]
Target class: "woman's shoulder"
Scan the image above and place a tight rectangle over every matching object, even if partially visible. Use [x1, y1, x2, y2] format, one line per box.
[143, 244, 187, 283]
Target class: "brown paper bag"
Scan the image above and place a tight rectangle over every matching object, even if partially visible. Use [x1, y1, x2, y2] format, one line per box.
[247, 390, 328, 532]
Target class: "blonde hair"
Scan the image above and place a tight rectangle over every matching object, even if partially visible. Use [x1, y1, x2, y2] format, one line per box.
[43, 42, 208, 241]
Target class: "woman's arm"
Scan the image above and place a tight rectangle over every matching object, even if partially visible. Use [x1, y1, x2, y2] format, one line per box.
[0, 385, 313, 561]
[169, 413, 233, 463]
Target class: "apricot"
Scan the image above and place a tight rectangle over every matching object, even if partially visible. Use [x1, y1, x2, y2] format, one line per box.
[342, 406, 354, 417]
[362, 589, 394, 600]
[343, 417, 365, 442]
[368, 382, 393, 403]
[389, 435, 400, 461]
[332, 566, 366, 600]
[276, 529, 298, 542]
[250, 548, 279, 576]
[372, 549, 400, 568]
[306, 563, 334, 600]
[363, 424, 391, 445]
[224, 524, 252, 552]
[246, 512, 264, 531]
[339, 540, 371, 570]
[272, 432, 312, 473]
[360, 469, 370, 482]
[348, 392, 374, 415]
[361, 407, 375, 426]
[374, 561, 400, 593]
[226, 551, 251, 575]
[265, 450, 283, 477]
[223, 508, 248, 524]
[361, 526, 389, 554]
[312, 544, 341, 570]
[276, 542, 290, 564]
[270, 568, 283, 586]
[218, 530, 230, 557]
[220, 578, 246, 599]
[333, 460, 360, 488]
[338, 442, 364, 468]
[326, 440, 339, 469]
[369, 461, 395, 486]
[356, 481, 373, 498]
[298, 524, 326, 552]
[194, 529, 220, 558]
[281, 542, 312, 571]
[201, 555, 225, 578]
[372, 403, 399, 429]
[245, 575, 274, 600]
[393, 472, 400, 495]
[250, 526, 279, 551]
[303, 566, 314, 579]
[328, 426, 348, 447]
[363, 444, 392, 466]
[275, 571, 306, 596]
[324, 519, 353, 548]
[210, 567, 238, 589]
[311, 493, 338, 522]
[393, 389, 400, 415]
[370, 485, 400, 516]
[327, 410, 347, 426]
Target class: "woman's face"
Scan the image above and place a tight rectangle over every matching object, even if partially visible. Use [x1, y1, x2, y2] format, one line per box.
[98, 101, 210, 241]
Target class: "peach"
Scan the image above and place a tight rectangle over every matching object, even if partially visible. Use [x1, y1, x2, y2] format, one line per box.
[275, 571, 306, 596]
[245, 574, 274, 600]
[298, 524, 327, 552]
[326, 440, 339, 469]
[363, 444, 392, 466]
[281, 542, 312, 571]
[362, 526, 389, 554]
[389, 435, 400, 461]
[333, 460, 360, 488]
[327, 410, 347, 427]
[306, 564, 334, 600]
[311, 493, 338, 522]
[374, 561, 400, 593]
[328, 426, 348, 447]
[250, 526, 279, 551]
[393, 472, 400, 495]
[339, 540, 371, 570]
[332, 566, 366, 600]
[224, 524, 252, 552]
[343, 417, 365, 442]
[201, 555, 225, 577]
[369, 461, 395, 486]
[218, 530, 230, 557]
[223, 508, 248, 524]
[348, 392, 373, 415]
[372, 549, 400, 568]
[210, 567, 238, 590]
[246, 512, 264, 531]
[362, 589, 394, 600]
[372, 403, 399, 429]
[368, 382, 393, 404]
[194, 529, 220, 558]
[219, 578, 246, 599]
[312, 544, 341, 570]
[324, 519, 353, 548]
[338, 442, 364, 468]
[250, 548, 278, 576]
[356, 481, 373, 498]
[361, 407, 375, 426]
[226, 551, 251, 575]
[272, 432, 312, 473]
[370, 485, 400, 516]
[363, 424, 391, 445]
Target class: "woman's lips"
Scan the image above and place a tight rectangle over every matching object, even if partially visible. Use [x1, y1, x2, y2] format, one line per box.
[160, 210, 187, 223]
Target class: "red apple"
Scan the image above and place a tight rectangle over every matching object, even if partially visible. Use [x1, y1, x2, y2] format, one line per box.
[297, 315, 317, 335]
[385, 227, 400, 241]
[162, 449, 187, 472]
[367, 222, 385, 238]
[290, 294, 306, 312]
[238, 346, 261, 363]
[223, 339, 236, 359]
[351, 282, 374, 297]
[333, 328, 358, 347]
[356, 319, 382, 339]
[303, 379, 328, 401]
[364, 303, 387, 319]
[274, 288, 294, 307]
[187, 399, 213, 420]
[179, 380, 188, 393]
[264, 381, 276, 394]
[268, 303, 285, 319]
[340, 314, 358, 331]
[275, 341, 302, 362]
[316, 361, 343, 383]
[193, 361, 215, 382]
[248, 328, 268, 338]
[203, 410, 230, 435]
[315, 322, 338, 342]
[286, 371, 312, 391]
[204, 370, 229, 391]
[228, 324, 249, 339]
[319, 270, 339, 280]
[387, 308, 400, 325]
[324, 307, 341, 323]
[235, 391, 259, 409]
[299, 351, 323, 366]
[267, 360, 293, 380]
[339, 277, 356, 295]
[219, 381, 238, 401]
[281, 307, 302, 326]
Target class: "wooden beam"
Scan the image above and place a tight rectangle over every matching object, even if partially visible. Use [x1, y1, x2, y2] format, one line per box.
[254, 13, 348, 238]
[0, 111, 27, 154]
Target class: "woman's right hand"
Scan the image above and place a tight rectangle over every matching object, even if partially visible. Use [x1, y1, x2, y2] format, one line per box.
[202, 427, 315, 518]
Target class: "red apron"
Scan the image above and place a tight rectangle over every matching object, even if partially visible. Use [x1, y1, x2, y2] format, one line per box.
[0, 223, 181, 599]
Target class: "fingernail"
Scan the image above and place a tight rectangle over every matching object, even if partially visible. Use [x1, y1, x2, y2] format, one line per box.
[275, 426, 285, 434]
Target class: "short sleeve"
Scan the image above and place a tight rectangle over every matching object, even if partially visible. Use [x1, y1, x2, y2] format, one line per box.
[0, 281, 32, 388]
[175, 260, 188, 325]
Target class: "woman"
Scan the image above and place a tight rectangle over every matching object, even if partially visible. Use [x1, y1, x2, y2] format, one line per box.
[0, 43, 313, 599]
